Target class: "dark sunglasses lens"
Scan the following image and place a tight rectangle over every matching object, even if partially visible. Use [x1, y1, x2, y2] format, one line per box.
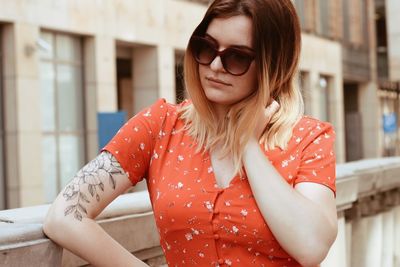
[192, 38, 216, 64]
[223, 50, 253, 75]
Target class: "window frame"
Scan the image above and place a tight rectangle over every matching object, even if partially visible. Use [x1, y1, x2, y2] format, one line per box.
[294, 0, 307, 31]
[39, 30, 87, 202]
[318, 74, 332, 122]
[0, 24, 6, 210]
[317, 0, 330, 37]
[299, 71, 312, 116]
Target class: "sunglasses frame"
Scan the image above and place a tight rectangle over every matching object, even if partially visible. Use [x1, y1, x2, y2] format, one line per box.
[190, 35, 256, 76]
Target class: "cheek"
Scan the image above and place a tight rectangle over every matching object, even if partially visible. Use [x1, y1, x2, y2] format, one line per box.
[198, 64, 207, 77]
[198, 65, 207, 87]
[236, 66, 257, 92]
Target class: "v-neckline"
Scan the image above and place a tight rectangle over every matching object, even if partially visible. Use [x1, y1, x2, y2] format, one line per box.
[205, 149, 239, 190]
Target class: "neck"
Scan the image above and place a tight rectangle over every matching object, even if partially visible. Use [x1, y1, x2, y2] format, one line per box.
[212, 103, 229, 121]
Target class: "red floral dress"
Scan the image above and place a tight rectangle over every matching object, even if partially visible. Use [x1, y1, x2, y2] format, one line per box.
[103, 98, 336, 267]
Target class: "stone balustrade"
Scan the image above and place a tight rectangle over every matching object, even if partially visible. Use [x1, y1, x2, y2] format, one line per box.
[322, 157, 400, 267]
[1, 157, 400, 267]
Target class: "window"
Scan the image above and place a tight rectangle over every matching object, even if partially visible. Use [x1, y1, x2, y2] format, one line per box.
[0, 25, 5, 209]
[376, 3, 388, 79]
[299, 71, 312, 116]
[318, 75, 331, 122]
[39, 31, 86, 202]
[294, 0, 306, 30]
[343, 0, 364, 45]
[342, 0, 350, 42]
[175, 52, 186, 104]
[317, 0, 330, 37]
[116, 47, 133, 119]
[294, 0, 316, 32]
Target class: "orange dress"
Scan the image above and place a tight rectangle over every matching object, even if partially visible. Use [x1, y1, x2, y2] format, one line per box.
[103, 98, 336, 267]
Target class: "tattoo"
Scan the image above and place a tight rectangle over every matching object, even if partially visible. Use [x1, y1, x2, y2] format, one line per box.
[62, 151, 125, 221]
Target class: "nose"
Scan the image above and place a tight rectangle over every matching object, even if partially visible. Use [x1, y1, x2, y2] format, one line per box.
[209, 55, 226, 73]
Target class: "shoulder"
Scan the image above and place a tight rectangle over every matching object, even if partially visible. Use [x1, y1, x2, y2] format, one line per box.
[147, 98, 190, 114]
[293, 115, 335, 136]
[291, 115, 335, 150]
[132, 98, 190, 123]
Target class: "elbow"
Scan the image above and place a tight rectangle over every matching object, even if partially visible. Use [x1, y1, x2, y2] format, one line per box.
[295, 245, 329, 267]
[295, 230, 338, 267]
[42, 207, 70, 241]
[297, 254, 326, 267]
[42, 212, 60, 240]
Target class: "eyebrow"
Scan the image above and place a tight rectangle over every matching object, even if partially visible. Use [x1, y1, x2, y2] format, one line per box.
[205, 33, 254, 52]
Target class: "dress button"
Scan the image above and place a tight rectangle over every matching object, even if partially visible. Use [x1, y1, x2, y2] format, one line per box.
[218, 258, 224, 264]
[213, 234, 220, 240]
[213, 209, 220, 215]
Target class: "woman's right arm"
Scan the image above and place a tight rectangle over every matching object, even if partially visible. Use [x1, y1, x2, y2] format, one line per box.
[43, 151, 148, 267]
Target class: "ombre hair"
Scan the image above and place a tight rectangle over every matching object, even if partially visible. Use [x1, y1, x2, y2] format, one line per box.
[179, 0, 303, 174]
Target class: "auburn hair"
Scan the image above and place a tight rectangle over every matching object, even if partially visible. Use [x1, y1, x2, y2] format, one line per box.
[179, 0, 303, 175]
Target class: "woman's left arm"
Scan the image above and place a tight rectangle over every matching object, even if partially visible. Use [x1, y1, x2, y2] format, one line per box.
[243, 140, 337, 267]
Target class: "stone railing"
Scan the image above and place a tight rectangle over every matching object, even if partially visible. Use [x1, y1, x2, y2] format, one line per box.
[323, 157, 400, 267]
[0, 190, 165, 267]
[1, 157, 400, 267]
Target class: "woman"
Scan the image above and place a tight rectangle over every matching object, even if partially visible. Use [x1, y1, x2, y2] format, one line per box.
[43, 0, 338, 266]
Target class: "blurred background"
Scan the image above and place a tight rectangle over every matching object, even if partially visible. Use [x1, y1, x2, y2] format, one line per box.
[0, 0, 398, 210]
[1, 1, 400, 267]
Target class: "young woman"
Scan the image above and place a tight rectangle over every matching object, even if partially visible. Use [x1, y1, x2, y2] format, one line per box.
[43, 0, 338, 266]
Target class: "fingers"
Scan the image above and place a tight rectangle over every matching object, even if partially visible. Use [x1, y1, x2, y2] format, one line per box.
[265, 100, 280, 116]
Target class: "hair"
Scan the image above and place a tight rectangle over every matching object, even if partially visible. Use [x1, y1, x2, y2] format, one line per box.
[179, 0, 303, 175]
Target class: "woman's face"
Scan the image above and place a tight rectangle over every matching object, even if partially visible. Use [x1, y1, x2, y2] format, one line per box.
[199, 15, 257, 109]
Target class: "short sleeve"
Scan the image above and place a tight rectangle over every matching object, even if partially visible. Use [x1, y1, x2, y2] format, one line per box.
[101, 98, 168, 186]
[294, 121, 336, 196]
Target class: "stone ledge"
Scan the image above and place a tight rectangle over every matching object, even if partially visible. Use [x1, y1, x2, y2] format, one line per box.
[0, 190, 152, 224]
[0, 210, 162, 267]
[336, 175, 359, 211]
[336, 157, 400, 200]
[0, 191, 159, 266]
[0, 157, 400, 266]
[0, 237, 62, 267]
[61, 211, 161, 266]
[0, 223, 44, 246]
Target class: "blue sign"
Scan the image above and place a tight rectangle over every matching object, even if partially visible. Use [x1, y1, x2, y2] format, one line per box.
[383, 113, 397, 133]
[97, 111, 127, 150]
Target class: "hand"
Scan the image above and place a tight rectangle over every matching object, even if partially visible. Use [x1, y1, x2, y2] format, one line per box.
[253, 99, 280, 140]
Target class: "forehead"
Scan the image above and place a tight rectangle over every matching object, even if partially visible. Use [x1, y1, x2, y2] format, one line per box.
[206, 15, 253, 48]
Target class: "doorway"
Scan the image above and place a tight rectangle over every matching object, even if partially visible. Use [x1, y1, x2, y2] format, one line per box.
[344, 82, 364, 161]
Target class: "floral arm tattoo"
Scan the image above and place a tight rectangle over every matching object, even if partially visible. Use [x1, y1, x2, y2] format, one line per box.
[62, 151, 125, 221]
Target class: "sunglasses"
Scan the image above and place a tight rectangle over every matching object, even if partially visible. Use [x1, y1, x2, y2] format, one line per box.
[189, 35, 255, 76]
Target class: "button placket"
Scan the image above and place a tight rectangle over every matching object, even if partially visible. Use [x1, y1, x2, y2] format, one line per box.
[211, 190, 224, 265]
[212, 192, 222, 232]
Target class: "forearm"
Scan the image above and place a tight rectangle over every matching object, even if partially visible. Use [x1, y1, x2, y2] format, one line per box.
[243, 139, 335, 264]
[43, 217, 148, 267]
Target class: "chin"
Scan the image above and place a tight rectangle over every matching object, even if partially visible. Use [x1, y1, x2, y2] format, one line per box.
[203, 87, 237, 106]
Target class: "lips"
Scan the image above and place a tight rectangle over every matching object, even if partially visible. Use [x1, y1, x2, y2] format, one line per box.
[206, 76, 231, 86]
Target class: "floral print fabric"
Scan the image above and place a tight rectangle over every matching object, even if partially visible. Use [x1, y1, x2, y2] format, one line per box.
[103, 98, 336, 266]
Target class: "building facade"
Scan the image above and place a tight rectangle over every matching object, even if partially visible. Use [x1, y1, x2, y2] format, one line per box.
[297, 0, 400, 159]
[0, 0, 207, 209]
[0, 0, 397, 209]
[375, 0, 400, 157]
